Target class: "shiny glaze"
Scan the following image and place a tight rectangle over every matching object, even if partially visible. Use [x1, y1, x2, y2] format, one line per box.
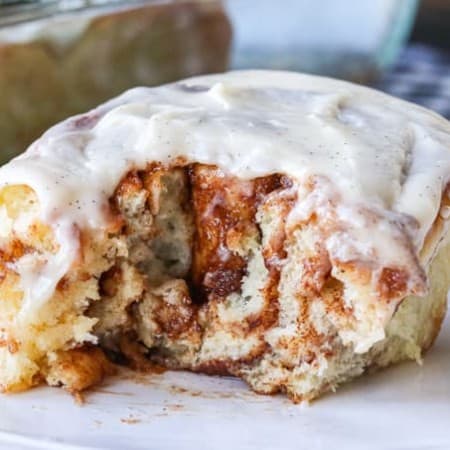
[1, 70, 450, 315]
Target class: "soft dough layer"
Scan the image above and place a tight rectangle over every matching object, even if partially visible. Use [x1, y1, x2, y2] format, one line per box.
[0, 70, 449, 401]
[0, 163, 448, 401]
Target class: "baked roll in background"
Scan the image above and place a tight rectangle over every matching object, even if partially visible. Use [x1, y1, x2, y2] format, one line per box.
[0, 70, 449, 402]
[0, 0, 231, 162]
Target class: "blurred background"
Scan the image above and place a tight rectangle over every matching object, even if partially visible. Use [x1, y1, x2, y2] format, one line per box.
[0, 0, 449, 163]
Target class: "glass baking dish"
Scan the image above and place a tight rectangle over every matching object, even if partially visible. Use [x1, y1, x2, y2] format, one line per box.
[226, 0, 419, 83]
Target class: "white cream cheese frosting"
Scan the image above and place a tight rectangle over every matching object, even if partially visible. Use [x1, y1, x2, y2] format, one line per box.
[2, 70, 450, 318]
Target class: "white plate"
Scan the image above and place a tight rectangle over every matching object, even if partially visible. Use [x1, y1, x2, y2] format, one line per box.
[2, 314, 450, 450]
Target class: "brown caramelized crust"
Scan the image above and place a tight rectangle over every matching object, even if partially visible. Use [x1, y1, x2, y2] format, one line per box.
[45, 347, 115, 393]
[190, 164, 289, 302]
[378, 267, 409, 302]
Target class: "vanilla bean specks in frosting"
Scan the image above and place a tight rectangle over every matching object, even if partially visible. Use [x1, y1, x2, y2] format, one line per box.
[2, 70, 450, 316]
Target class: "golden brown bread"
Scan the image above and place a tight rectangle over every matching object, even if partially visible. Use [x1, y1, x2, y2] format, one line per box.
[0, 163, 448, 401]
